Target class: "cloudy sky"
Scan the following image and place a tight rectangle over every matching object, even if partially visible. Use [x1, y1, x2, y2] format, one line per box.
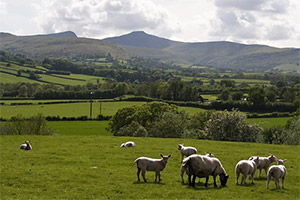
[1, 0, 299, 48]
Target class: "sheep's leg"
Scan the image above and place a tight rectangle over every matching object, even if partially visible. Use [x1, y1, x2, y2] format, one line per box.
[264, 168, 268, 177]
[266, 176, 270, 189]
[242, 174, 247, 185]
[275, 178, 280, 189]
[181, 170, 185, 184]
[158, 172, 161, 182]
[155, 172, 158, 182]
[192, 175, 196, 187]
[282, 177, 285, 189]
[258, 169, 261, 178]
[188, 174, 192, 186]
[250, 173, 254, 184]
[204, 176, 209, 187]
[137, 168, 141, 182]
[236, 172, 240, 185]
[181, 155, 184, 163]
[213, 176, 217, 187]
[142, 170, 147, 182]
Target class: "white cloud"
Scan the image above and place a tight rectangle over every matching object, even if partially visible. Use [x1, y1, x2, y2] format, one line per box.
[34, 0, 180, 38]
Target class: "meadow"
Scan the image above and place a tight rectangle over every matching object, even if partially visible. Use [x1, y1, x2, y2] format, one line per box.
[1, 135, 299, 199]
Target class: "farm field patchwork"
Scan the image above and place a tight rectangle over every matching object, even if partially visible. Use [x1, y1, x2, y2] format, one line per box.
[0, 135, 299, 199]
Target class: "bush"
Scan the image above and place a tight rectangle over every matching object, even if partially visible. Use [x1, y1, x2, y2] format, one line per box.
[0, 114, 53, 135]
[261, 126, 285, 144]
[114, 121, 147, 137]
[205, 109, 261, 142]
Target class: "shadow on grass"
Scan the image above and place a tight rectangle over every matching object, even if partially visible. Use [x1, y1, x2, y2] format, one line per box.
[133, 181, 166, 185]
[254, 177, 267, 181]
[235, 183, 256, 187]
[181, 182, 227, 191]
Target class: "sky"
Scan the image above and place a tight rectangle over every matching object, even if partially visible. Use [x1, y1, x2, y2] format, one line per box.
[1, 0, 300, 48]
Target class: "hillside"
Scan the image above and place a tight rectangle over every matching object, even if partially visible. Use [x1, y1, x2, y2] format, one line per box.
[0, 32, 130, 60]
[104, 31, 299, 72]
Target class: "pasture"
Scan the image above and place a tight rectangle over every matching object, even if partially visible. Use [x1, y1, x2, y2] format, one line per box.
[0, 135, 299, 199]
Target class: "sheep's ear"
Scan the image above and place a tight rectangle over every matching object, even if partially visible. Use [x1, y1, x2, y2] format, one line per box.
[256, 156, 259, 160]
[160, 154, 163, 157]
[283, 159, 287, 163]
[168, 154, 172, 158]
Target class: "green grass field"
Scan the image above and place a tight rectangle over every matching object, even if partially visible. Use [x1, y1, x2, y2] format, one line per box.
[246, 117, 292, 129]
[1, 135, 299, 199]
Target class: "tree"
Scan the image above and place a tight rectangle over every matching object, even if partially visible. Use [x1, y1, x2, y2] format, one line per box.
[219, 89, 231, 101]
[231, 92, 244, 101]
[248, 86, 266, 107]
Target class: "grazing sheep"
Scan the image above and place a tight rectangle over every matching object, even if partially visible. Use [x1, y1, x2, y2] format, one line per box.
[180, 153, 215, 184]
[181, 154, 229, 188]
[120, 141, 135, 148]
[134, 154, 171, 183]
[178, 144, 197, 162]
[266, 159, 287, 189]
[235, 157, 260, 185]
[20, 141, 32, 150]
[249, 154, 278, 178]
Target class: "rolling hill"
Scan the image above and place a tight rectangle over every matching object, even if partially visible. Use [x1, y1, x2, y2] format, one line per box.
[104, 31, 300, 71]
[0, 32, 130, 60]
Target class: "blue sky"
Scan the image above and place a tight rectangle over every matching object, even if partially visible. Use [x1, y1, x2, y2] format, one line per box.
[1, 0, 299, 48]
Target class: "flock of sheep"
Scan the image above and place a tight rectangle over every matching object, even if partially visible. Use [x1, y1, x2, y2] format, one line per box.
[122, 142, 287, 190]
[21, 140, 287, 190]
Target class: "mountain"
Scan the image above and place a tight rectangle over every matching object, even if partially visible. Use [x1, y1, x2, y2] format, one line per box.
[0, 32, 130, 60]
[104, 31, 299, 71]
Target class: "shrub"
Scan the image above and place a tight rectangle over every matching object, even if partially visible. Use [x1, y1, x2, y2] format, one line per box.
[0, 114, 53, 135]
[205, 109, 261, 142]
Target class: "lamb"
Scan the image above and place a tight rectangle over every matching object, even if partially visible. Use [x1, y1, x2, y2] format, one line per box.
[120, 141, 135, 148]
[180, 153, 215, 184]
[249, 154, 278, 178]
[266, 159, 287, 189]
[235, 157, 260, 185]
[20, 141, 32, 150]
[134, 154, 171, 183]
[178, 144, 197, 162]
[181, 154, 229, 188]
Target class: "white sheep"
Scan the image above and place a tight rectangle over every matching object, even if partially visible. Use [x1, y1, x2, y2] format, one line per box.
[20, 141, 32, 150]
[235, 157, 260, 185]
[266, 159, 287, 189]
[180, 153, 215, 184]
[249, 154, 278, 178]
[178, 144, 197, 162]
[120, 141, 135, 148]
[181, 154, 229, 188]
[134, 154, 171, 183]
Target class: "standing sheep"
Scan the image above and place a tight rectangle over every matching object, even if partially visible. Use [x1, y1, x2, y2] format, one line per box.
[266, 159, 287, 189]
[178, 144, 197, 162]
[249, 154, 278, 178]
[181, 154, 229, 188]
[20, 141, 32, 150]
[120, 141, 135, 148]
[235, 157, 260, 185]
[135, 154, 171, 183]
[180, 153, 215, 184]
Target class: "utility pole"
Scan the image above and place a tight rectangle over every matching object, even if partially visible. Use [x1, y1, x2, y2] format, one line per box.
[90, 91, 93, 118]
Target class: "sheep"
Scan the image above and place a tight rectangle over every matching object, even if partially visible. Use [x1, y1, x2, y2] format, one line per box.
[235, 157, 260, 185]
[266, 159, 287, 189]
[20, 141, 32, 150]
[180, 153, 215, 184]
[181, 154, 229, 188]
[120, 141, 135, 148]
[134, 154, 171, 183]
[249, 154, 278, 178]
[178, 144, 197, 162]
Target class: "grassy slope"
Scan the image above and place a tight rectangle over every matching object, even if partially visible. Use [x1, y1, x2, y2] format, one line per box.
[0, 135, 299, 199]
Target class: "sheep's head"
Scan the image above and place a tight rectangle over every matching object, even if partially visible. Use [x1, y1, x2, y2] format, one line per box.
[25, 141, 30, 145]
[178, 144, 183, 150]
[268, 154, 278, 162]
[253, 156, 260, 165]
[120, 143, 125, 148]
[220, 173, 229, 186]
[160, 154, 171, 164]
[205, 152, 214, 157]
[277, 159, 287, 165]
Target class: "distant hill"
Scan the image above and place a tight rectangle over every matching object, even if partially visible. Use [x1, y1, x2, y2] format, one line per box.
[104, 31, 299, 72]
[0, 32, 130, 60]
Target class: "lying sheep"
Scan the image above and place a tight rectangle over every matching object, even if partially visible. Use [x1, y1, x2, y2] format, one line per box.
[235, 157, 260, 185]
[181, 154, 229, 188]
[20, 141, 32, 150]
[120, 141, 135, 148]
[135, 154, 171, 183]
[180, 153, 214, 184]
[178, 144, 197, 162]
[267, 159, 287, 189]
[249, 154, 278, 178]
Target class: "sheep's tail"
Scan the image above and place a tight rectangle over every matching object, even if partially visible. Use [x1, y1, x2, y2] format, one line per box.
[134, 158, 140, 164]
[235, 164, 242, 174]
